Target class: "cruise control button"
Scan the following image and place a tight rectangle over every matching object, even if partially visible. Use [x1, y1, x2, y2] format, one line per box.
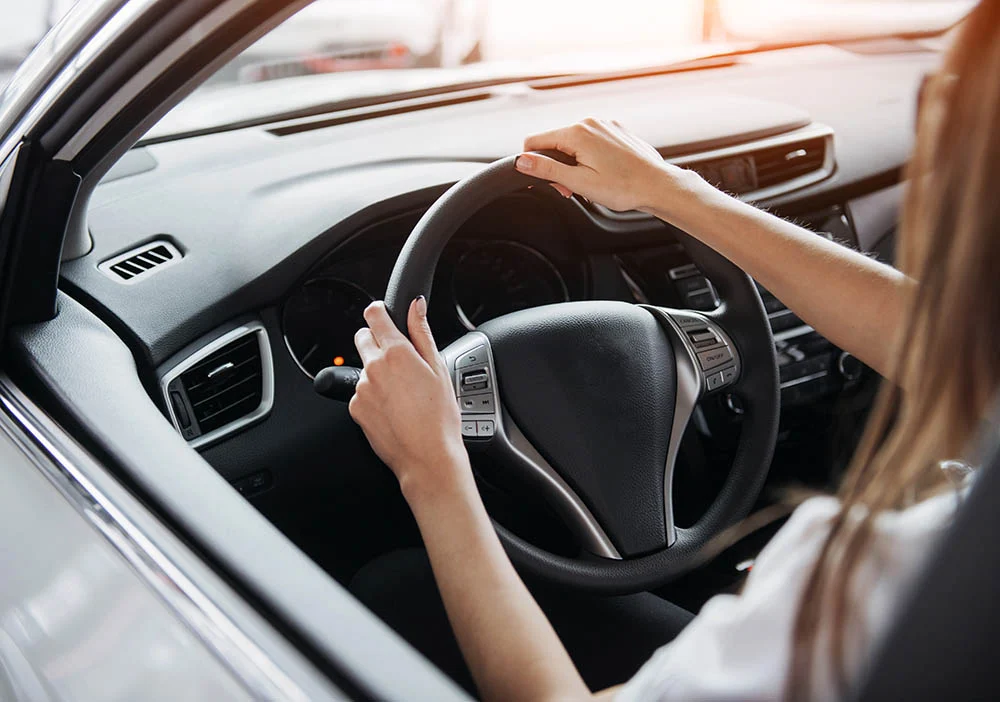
[460, 393, 495, 414]
[456, 346, 486, 369]
[721, 366, 739, 385]
[476, 420, 495, 437]
[706, 372, 726, 391]
[698, 346, 734, 371]
[461, 419, 478, 438]
[689, 329, 721, 348]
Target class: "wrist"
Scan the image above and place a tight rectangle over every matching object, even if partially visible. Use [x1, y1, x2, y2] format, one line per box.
[397, 443, 476, 511]
[638, 163, 724, 225]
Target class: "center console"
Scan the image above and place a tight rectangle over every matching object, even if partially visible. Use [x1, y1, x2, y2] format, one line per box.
[617, 203, 866, 411]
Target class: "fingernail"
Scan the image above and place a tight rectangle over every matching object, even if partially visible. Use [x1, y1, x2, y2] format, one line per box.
[516, 155, 534, 172]
[415, 295, 427, 316]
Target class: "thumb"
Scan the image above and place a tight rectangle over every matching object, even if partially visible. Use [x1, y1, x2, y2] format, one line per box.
[407, 296, 438, 364]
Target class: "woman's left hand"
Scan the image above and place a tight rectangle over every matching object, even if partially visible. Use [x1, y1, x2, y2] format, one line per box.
[349, 297, 471, 501]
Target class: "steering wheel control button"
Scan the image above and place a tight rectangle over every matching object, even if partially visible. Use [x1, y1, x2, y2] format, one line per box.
[688, 329, 720, 348]
[476, 420, 495, 438]
[461, 419, 479, 438]
[456, 345, 487, 369]
[459, 367, 490, 394]
[706, 371, 726, 391]
[721, 366, 739, 385]
[460, 393, 495, 414]
[698, 346, 734, 371]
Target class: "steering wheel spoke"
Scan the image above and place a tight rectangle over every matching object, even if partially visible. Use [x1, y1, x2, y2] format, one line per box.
[443, 332, 623, 560]
[642, 306, 743, 547]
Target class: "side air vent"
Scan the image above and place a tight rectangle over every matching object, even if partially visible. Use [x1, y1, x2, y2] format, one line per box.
[161, 323, 274, 448]
[98, 240, 182, 283]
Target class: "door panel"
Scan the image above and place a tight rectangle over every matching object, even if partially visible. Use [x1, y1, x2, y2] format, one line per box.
[0, 408, 253, 701]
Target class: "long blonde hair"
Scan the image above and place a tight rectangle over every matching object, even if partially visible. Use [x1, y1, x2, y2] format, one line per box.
[789, 1, 1000, 697]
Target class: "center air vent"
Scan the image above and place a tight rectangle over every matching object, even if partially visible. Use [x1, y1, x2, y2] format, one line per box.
[750, 137, 826, 190]
[161, 323, 274, 448]
[98, 240, 182, 283]
[675, 126, 833, 199]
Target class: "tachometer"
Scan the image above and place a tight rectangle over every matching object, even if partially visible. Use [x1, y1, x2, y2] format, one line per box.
[451, 241, 569, 329]
[282, 278, 372, 378]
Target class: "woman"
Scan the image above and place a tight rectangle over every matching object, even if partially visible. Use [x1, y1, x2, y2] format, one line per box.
[347, 1, 999, 699]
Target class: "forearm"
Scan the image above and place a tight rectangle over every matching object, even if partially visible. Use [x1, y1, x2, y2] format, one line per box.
[642, 167, 912, 382]
[402, 458, 592, 702]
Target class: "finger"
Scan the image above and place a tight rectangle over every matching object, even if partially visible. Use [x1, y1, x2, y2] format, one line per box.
[523, 126, 584, 156]
[354, 327, 378, 365]
[407, 296, 438, 364]
[515, 153, 579, 186]
[363, 301, 406, 347]
[550, 183, 573, 198]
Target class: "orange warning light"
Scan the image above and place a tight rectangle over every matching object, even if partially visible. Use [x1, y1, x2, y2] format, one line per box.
[333, 356, 346, 367]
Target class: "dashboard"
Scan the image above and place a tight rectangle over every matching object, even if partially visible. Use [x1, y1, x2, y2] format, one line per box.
[55, 38, 925, 580]
[280, 194, 586, 377]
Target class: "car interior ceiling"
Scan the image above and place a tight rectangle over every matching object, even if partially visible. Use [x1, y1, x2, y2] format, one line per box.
[3, 8, 944, 694]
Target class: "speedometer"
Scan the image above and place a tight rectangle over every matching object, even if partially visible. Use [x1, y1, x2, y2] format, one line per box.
[282, 278, 372, 378]
[451, 241, 569, 329]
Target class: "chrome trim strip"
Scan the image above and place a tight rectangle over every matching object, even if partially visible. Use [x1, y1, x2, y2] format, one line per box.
[650, 312, 702, 547]
[780, 369, 829, 390]
[160, 322, 275, 449]
[443, 331, 622, 559]
[773, 324, 816, 343]
[0, 378, 311, 702]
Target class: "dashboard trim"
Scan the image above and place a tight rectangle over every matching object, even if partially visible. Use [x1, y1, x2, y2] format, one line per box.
[160, 322, 275, 449]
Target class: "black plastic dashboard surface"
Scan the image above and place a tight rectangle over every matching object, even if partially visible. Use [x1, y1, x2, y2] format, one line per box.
[60, 43, 936, 369]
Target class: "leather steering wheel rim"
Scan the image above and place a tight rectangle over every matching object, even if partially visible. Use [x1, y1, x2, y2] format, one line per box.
[385, 154, 780, 594]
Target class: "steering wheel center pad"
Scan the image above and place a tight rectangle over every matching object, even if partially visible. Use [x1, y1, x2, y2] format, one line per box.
[480, 301, 676, 556]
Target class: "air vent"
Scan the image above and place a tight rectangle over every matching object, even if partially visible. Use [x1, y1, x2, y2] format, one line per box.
[98, 240, 182, 283]
[752, 137, 827, 190]
[161, 323, 274, 448]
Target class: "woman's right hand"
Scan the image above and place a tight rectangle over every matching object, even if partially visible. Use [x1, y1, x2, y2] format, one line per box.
[515, 117, 697, 213]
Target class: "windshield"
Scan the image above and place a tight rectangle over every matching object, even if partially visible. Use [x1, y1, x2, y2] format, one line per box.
[0, 0, 975, 133]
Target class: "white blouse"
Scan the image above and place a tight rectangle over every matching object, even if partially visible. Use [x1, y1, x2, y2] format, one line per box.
[618, 488, 964, 701]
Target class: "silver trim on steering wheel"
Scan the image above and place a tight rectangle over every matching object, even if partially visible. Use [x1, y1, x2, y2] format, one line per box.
[443, 332, 622, 560]
[644, 307, 741, 547]
[442, 308, 741, 561]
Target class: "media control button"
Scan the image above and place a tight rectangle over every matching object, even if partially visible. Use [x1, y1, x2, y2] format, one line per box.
[461, 419, 478, 438]
[459, 367, 490, 394]
[456, 346, 487, 369]
[460, 393, 495, 414]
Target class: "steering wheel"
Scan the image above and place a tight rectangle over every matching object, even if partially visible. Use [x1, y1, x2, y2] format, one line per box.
[383, 154, 779, 595]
